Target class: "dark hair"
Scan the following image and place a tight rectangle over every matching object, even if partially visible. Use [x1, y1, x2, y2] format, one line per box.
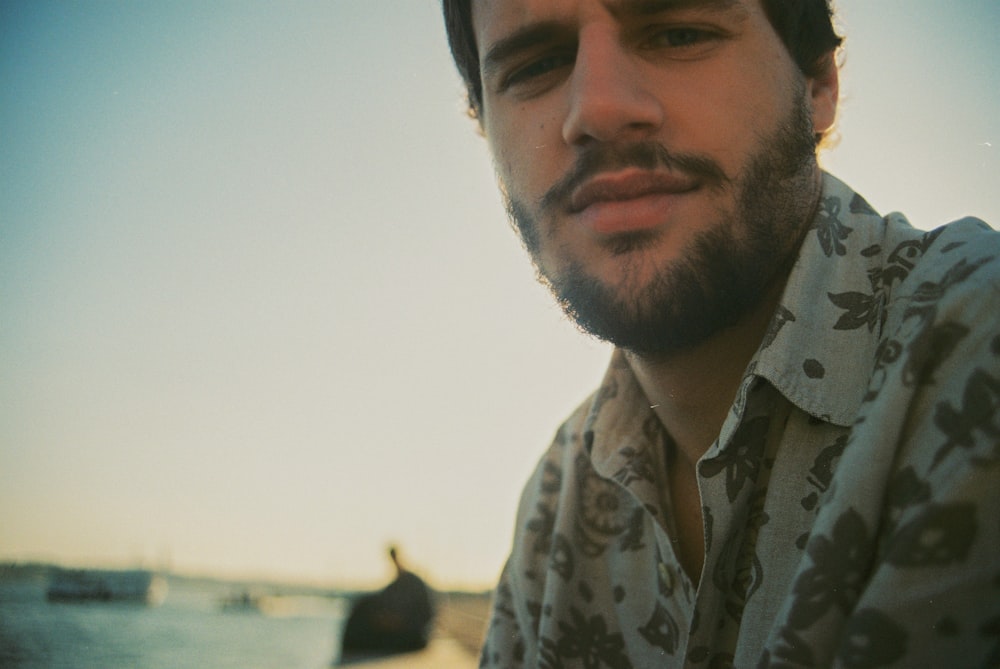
[442, 0, 843, 119]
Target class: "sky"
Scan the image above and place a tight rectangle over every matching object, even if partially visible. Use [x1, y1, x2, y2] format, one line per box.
[1, 1, 998, 591]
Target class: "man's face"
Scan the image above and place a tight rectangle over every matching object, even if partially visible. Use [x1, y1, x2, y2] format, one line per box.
[472, 0, 838, 355]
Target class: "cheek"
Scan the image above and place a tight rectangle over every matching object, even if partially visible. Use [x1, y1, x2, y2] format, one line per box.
[490, 145, 538, 204]
[662, 94, 746, 174]
[487, 105, 562, 182]
[676, 65, 796, 171]
[491, 150, 518, 200]
[485, 129, 515, 189]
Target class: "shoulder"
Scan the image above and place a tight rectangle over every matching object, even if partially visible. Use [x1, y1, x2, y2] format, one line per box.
[513, 392, 597, 524]
[858, 215, 1000, 470]
[874, 216, 1000, 373]
[885, 216, 1000, 298]
[763, 217, 1000, 666]
[506, 375, 646, 577]
[484, 392, 602, 666]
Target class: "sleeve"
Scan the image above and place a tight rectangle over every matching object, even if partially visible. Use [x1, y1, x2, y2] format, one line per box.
[760, 227, 1000, 669]
[834, 451, 1000, 668]
[833, 265, 1000, 668]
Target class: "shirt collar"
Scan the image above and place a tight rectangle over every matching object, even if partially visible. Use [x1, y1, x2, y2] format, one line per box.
[752, 172, 888, 427]
[585, 171, 890, 470]
[583, 349, 658, 479]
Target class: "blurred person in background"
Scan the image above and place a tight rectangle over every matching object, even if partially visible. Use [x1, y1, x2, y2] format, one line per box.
[341, 546, 435, 654]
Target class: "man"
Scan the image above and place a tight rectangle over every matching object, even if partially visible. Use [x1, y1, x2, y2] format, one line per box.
[443, 0, 1000, 666]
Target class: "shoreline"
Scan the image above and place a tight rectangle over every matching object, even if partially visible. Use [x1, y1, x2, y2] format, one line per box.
[434, 590, 491, 656]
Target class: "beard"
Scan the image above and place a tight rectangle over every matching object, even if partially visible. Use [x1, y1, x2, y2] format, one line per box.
[503, 84, 820, 357]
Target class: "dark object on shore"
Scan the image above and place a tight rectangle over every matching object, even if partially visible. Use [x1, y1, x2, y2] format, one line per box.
[340, 547, 435, 655]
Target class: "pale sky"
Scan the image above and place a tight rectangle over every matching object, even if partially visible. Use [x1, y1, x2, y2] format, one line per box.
[1, 1, 998, 591]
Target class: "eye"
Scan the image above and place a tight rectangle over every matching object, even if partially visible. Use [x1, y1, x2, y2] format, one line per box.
[660, 28, 706, 46]
[644, 26, 722, 54]
[501, 50, 575, 91]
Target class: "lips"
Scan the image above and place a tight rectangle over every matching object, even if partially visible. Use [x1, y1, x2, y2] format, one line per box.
[568, 170, 699, 214]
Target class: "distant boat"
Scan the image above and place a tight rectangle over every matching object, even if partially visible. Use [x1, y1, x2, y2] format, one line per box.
[219, 589, 263, 612]
[46, 568, 168, 605]
[219, 590, 321, 617]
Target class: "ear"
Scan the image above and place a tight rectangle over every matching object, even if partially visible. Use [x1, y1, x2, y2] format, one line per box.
[808, 53, 840, 135]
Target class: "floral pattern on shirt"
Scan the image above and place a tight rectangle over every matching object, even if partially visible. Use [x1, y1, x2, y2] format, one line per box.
[480, 174, 1000, 668]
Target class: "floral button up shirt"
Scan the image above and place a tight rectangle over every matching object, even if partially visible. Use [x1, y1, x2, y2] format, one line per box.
[480, 174, 1000, 669]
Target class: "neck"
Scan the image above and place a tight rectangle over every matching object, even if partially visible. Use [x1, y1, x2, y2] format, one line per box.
[626, 276, 785, 468]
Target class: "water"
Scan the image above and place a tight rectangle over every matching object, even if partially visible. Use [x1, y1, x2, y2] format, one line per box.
[0, 577, 348, 669]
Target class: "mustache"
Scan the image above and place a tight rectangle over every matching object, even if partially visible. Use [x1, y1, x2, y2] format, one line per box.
[539, 142, 729, 213]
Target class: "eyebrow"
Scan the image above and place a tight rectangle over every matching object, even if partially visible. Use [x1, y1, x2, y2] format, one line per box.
[606, 0, 739, 16]
[482, 22, 568, 82]
[480, 0, 743, 80]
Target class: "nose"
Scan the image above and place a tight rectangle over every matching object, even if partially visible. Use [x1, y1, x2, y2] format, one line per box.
[561, 29, 664, 146]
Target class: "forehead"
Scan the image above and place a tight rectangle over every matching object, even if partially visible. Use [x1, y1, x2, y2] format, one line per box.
[472, 0, 753, 39]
